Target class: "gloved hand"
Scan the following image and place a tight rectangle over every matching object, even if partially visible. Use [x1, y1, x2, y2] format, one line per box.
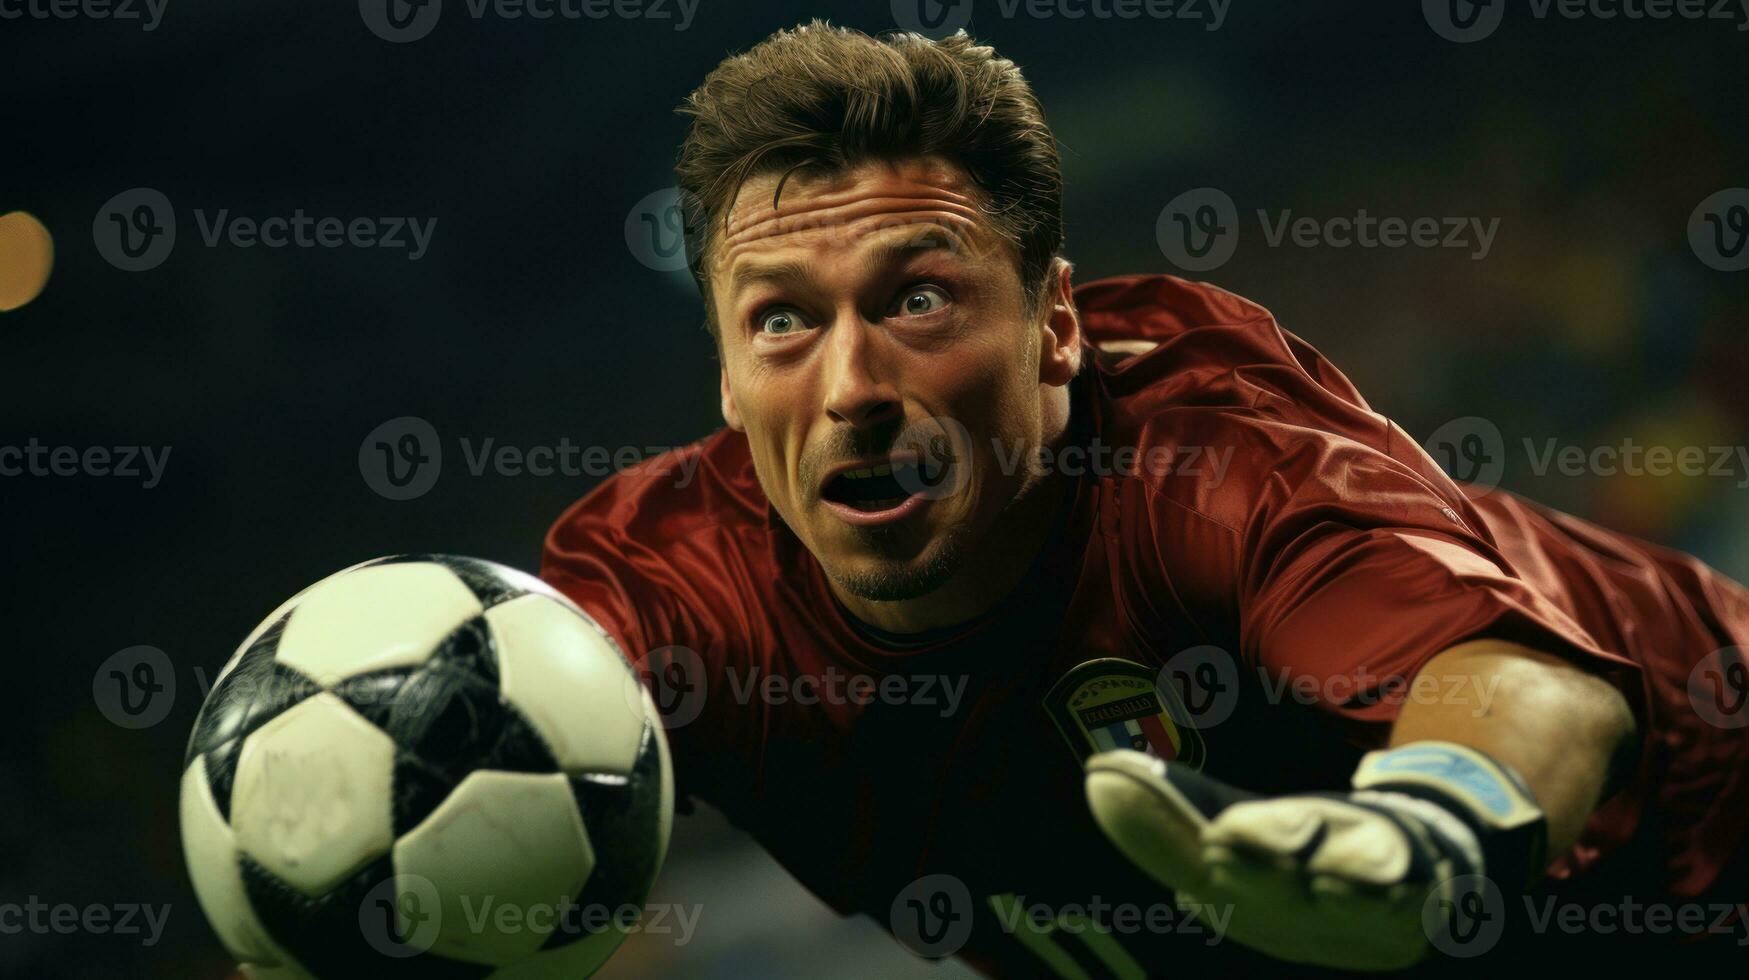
[1085, 741, 1546, 971]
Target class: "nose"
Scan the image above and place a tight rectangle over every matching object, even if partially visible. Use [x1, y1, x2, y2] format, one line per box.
[820, 317, 901, 430]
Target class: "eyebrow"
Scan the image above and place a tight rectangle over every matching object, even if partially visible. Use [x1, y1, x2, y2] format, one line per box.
[727, 232, 971, 294]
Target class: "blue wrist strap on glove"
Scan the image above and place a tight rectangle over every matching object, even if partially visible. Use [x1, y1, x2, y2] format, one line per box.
[1351, 741, 1549, 891]
[1085, 745, 1548, 970]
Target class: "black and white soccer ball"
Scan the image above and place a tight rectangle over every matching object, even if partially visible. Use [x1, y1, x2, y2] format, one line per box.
[179, 555, 673, 979]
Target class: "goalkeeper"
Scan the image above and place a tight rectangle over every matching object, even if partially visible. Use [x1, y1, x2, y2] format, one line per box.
[542, 20, 1748, 975]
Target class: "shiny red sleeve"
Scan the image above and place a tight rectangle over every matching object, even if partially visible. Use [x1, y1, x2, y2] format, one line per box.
[539, 487, 743, 813]
[1229, 432, 1645, 749]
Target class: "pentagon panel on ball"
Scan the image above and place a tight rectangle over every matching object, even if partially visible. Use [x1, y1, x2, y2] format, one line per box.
[179, 555, 674, 979]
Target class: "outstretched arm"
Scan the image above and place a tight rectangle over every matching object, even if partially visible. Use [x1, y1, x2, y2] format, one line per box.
[1387, 639, 1636, 859]
[1085, 639, 1638, 971]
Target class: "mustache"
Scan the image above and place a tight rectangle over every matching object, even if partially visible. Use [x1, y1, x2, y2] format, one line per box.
[798, 418, 907, 492]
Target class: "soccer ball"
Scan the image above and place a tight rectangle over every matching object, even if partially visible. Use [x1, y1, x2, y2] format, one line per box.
[178, 554, 673, 978]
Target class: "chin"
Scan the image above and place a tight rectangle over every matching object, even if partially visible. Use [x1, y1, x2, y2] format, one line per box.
[826, 525, 970, 603]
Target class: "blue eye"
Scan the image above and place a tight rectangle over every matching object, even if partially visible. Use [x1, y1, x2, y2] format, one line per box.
[759, 309, 806, 335]
[893, 286, 949, 317]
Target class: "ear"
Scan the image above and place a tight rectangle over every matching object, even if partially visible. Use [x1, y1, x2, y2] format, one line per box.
[719, 362, 745, 432]
[1037, 258, 1082, 387]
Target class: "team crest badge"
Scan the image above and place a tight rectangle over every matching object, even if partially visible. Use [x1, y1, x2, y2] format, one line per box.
[1045, 658, 1205, 769]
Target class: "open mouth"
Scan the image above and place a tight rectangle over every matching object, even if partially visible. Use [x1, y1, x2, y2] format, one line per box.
[821, 460, 926, 513]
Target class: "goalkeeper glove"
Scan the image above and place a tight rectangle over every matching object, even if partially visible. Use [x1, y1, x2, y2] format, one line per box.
[1085, 741, 1547, 970]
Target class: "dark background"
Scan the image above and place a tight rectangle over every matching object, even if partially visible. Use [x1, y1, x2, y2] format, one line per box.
[4, 1, 1746, 975]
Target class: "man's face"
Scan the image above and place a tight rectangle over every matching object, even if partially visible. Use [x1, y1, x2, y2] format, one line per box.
[711, 156, 1067, 603]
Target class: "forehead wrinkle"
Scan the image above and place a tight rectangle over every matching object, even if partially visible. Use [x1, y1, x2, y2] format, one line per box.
[723, 192, 986, 246]
[726, 169, 982, 232]
[726, 224, 980, 297]
[719, 200, 995, 293]
[730, 256, 814, 292]
[861, 233, 977, 274]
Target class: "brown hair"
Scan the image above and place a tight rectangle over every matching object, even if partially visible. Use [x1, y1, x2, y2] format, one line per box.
[675, 20, 1064, 333]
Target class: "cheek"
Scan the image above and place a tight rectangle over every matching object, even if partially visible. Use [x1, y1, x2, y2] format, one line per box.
[736, 381, 813, 492]
[919, 335, 1013, 411]
[923, 382, 1030, 506]
[946, 345, 1035, 430]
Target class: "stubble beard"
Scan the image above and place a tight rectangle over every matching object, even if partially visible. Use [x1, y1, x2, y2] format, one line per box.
[830, 519, 973, 603]
[828, 457, 1057, 604]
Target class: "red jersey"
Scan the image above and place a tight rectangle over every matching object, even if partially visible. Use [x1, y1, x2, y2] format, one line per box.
[542, 274, 1749, 974]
